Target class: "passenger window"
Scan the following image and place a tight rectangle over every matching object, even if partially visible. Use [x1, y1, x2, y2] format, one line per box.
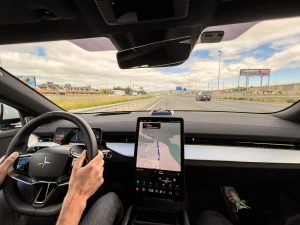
[0, 103, 21, 130]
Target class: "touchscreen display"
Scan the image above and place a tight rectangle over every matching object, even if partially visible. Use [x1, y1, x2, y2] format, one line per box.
[136, 121, 181, 171]
[135, 117, 184, 201]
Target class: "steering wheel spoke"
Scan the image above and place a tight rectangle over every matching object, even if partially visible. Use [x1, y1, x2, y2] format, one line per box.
[33, 182, 58, 208]
[7, 153, 36, 185]
[8, 170, 36, 185]
[56, 175, 70, 186]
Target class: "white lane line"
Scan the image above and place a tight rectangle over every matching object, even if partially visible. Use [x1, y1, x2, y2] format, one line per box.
[147, 98, 163, 110]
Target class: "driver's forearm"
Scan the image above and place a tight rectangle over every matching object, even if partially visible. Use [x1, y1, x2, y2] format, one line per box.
[56, 193, 87, 225]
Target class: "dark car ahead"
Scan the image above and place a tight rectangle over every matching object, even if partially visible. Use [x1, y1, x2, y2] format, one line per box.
[196, 91, 212, 101]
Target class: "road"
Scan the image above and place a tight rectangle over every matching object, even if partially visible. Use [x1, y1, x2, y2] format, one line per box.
[148, 96, 289, 113]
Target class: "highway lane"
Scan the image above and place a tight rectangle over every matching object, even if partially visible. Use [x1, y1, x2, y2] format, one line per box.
[148, 96, 289, 113]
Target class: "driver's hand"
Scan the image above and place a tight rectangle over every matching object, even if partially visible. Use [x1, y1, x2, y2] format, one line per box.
[0, 152, 19, 185]
[67, 150, 104, 202]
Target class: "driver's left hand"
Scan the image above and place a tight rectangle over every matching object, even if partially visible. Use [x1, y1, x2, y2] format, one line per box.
[0, 152, 19, 186]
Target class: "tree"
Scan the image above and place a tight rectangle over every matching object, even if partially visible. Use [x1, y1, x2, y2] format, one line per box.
[137, 90, 147, 95]
[113, 86, 133, 95]
[99, 89, 113, 95]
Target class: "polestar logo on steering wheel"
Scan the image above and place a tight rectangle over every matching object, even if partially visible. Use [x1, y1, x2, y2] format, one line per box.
[37, 156, 51, 168]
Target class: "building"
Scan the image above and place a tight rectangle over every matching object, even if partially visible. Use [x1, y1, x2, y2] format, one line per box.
[113, 90, 126, 96]
[35, 82, 99, 95]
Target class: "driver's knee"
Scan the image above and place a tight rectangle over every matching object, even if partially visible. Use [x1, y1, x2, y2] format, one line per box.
[102, 192, 124, 223]
[0, 190, 20, 225]
[196, 210, 233, 225]
[80, 192, 123, 225]
[99, 192, 123, 217]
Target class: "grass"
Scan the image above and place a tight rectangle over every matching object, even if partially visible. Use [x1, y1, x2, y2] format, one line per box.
[46, 95, 153, 110]
[215, 96, 297, 104]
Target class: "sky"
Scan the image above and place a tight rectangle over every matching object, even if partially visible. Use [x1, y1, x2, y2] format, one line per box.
[1, 16, 300, 91]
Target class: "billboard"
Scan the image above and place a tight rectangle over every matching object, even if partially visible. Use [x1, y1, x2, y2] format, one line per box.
[240, 69, 270, 76]
[16, 75, 36, 88]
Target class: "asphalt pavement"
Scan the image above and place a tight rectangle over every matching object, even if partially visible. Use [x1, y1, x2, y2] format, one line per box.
[148, 96, 289, 113]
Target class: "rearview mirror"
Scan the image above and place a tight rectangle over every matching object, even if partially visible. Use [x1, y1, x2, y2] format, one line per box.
[117, 37, 192, 69]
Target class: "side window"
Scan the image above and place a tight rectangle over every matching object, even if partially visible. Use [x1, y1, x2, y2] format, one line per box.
[0, 103, 22, 130]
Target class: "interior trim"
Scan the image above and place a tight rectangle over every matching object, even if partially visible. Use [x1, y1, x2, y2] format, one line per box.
[31, 142, 300, 165]
[106, 143, 300, 165]
[106, 143, 134, 157]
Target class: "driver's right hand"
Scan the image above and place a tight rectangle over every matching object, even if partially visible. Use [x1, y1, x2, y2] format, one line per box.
[66, 150, 105, 202]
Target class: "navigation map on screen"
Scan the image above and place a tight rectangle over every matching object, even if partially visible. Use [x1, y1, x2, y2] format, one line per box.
[136, 121, 181, 172]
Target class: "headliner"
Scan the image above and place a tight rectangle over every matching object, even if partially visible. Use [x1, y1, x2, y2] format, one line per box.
[1, 0, 300, 52]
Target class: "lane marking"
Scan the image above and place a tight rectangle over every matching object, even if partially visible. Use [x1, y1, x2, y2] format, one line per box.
[147, 98, 163, 110]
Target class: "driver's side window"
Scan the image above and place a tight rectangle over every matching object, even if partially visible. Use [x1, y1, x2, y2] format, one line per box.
[0, 103, 22, 130]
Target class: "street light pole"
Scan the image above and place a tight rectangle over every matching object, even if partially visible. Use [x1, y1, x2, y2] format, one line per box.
[218, 50, 222, 90]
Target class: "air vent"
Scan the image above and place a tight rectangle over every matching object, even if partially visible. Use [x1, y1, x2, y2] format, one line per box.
[74, 131, 300, 150]
[185, 136, 300, 150]
[103, 132, 135, 143]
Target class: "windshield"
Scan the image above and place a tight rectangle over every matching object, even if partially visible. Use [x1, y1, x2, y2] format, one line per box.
[1, 17, 300, 113]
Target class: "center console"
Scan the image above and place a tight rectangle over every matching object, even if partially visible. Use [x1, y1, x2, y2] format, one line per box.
[122, 117, 189, 225]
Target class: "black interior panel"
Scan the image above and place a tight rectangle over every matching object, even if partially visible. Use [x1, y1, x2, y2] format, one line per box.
[0, 129, 19, 156]
[0, 0, 300, 46]
[0, 0, 76, 24]
[35, 111, 300, 143]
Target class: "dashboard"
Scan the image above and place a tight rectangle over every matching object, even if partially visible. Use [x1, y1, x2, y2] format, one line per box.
[31, 111, 300, 169]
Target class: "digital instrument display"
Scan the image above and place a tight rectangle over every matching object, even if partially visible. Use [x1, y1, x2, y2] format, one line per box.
[53, 128, 102, 145]
[135, 117, 184, 201]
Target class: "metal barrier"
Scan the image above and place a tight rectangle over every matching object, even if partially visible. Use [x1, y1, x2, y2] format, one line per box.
[72, 97, 161, 113]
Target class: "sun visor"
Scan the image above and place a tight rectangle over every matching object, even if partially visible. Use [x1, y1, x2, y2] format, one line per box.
[70, 37, 116, 51]
[198, 22, 257, 43]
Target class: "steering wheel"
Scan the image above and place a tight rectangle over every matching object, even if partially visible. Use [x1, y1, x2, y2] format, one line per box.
[3, 111, 98, 216]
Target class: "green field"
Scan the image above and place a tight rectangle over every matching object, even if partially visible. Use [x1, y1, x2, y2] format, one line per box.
[46, 95, 152, 110]
[214, 95, 298, 104]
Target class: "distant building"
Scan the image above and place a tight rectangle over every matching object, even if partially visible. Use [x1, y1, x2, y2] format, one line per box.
[35, 82, 64, 95]
[113, 90, 126, 96]
[35, 82, 99, 95]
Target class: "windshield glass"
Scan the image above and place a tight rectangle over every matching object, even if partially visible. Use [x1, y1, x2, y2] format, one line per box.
[1, 17, 300, 113]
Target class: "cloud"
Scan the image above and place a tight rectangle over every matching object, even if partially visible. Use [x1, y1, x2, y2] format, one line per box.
[1, 16, 300, 91]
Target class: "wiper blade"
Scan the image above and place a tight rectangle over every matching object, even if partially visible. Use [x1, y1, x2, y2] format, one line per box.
[94, 111, 132, 116]
[75, 111, 132, 116]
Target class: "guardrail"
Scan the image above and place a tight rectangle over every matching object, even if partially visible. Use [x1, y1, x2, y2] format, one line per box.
[71, 97, 161, 113]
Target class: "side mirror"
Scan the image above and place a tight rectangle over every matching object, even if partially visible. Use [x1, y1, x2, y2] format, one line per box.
[0, 103, 21, 129]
